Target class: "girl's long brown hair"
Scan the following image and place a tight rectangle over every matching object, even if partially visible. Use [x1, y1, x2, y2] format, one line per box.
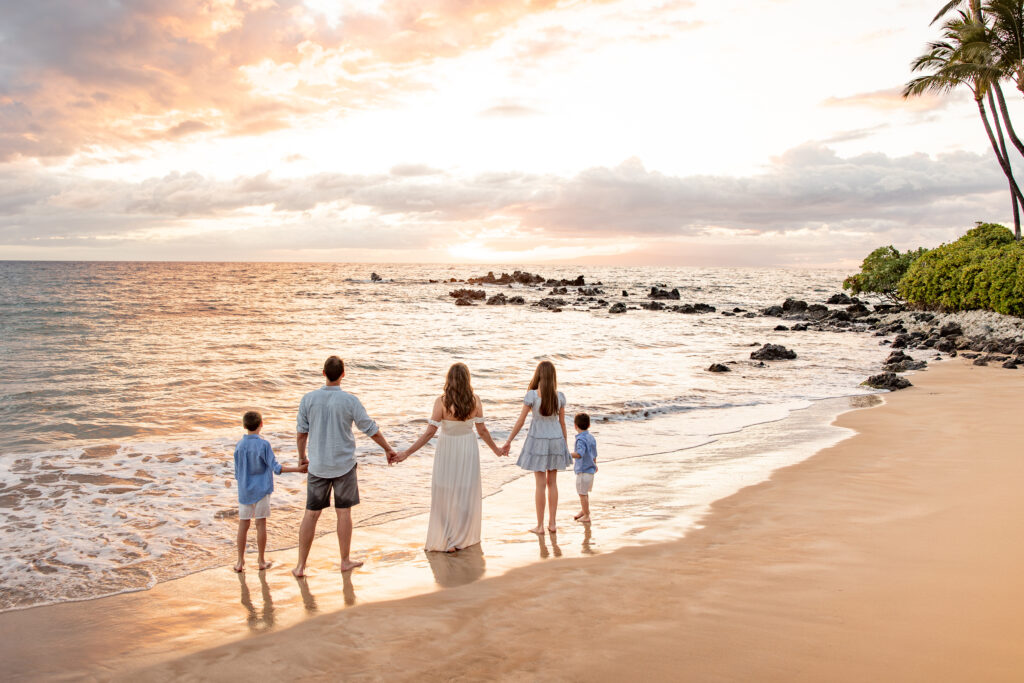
[528, 360, 559, 417]
[443, 363, 476, 421]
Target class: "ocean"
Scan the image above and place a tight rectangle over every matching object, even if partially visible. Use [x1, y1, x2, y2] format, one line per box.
[0, 261, 889, 611]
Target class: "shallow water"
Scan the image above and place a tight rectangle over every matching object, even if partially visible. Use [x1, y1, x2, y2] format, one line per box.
[0, 262, 888, 611]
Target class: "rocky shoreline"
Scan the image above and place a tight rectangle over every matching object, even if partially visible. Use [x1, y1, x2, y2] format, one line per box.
[376, 269, 1024, 390]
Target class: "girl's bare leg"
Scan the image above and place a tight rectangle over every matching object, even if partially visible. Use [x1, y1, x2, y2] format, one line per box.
[546, 470, 558, 533]
[531, 471, 546, 534]
[256, 518, 271, 569]
[235, 519, 251, 572]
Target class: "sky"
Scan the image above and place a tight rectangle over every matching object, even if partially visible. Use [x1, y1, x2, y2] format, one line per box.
[2, 0, 1022, 266]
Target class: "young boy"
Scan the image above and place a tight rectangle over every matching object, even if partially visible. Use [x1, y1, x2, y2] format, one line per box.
[571, 412, 598, 523]
[233, 410, 305, 572]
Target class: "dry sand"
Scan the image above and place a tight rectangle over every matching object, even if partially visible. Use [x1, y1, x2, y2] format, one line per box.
[117, 359, 1024, 681]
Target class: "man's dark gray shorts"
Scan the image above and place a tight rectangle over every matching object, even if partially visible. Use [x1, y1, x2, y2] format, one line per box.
[306, 466, 360, 510]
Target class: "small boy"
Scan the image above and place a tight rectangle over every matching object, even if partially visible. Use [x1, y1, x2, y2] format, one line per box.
[233, 410, 305, 572]
[571, 412, 598, 523]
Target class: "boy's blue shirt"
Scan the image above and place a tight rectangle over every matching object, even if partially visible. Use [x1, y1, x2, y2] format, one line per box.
[233, 434, 282, 505]
[574, 431, 598, 474]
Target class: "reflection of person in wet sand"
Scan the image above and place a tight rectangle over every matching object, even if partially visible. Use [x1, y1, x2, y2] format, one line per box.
[296, 576, 318, 613]
[535, 531, 562, 559]
[237, 571, 275, 631]
[426, 544, 486, 588]
[581, 523, 594, 555]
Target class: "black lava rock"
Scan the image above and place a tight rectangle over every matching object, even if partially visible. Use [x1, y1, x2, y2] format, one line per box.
[939, 322, 963, 337]
[751, 344, 797, 361]
[609, 302, 627, 314]
[706, 363, 731, 373]
[782, 298, 808, 313]
[862, 372, 912, 391]
[649, 287, 681, 300]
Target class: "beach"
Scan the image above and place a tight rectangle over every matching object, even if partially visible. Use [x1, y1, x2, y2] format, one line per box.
[2, 359, 1021, 681]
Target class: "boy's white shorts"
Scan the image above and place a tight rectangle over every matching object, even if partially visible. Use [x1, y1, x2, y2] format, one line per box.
[575, 473, 594, 496]
[239, 493, 271, 520]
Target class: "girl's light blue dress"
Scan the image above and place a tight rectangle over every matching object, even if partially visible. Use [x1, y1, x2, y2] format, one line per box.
[515, 390, 571, 471]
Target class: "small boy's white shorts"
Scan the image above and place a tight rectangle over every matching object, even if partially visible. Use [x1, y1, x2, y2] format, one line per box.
[239, 494, 271, 520]
[575, 473, 595, 496]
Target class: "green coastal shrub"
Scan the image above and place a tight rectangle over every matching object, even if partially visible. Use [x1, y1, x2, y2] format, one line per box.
[842, 245, 928, 301]
[898, 223, 1024, 316]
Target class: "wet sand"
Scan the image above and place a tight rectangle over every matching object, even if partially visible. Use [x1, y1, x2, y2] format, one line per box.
[6, 360, 1024, 680]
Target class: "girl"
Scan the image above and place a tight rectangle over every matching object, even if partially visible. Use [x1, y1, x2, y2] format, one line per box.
[502, 360, 571, 534]
[395, 363, 504, 552]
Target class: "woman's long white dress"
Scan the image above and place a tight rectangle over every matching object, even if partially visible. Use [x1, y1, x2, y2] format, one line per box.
[425, 417, 484, 552]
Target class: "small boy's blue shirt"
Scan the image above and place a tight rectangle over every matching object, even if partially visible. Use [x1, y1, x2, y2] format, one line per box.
[233, 434, 282, 505]
[574, 431, 598, 474]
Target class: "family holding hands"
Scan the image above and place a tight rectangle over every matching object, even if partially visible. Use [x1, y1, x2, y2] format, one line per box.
[231, 356, 599, 574]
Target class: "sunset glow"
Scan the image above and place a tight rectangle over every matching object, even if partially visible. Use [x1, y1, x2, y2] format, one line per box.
[2, 0, 1021, 264]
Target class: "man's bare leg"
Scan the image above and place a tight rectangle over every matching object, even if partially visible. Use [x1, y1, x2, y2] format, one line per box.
[292, 509, 321, 577]
[336, 507, 363, 571]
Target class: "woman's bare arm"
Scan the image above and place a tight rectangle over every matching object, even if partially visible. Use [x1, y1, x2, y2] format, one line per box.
[559, 404, 568, 443]
[473, 397, 504, 456]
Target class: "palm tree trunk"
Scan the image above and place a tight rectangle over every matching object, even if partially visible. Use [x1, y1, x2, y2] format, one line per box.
[980, 95, 1024, 238]
[989, 90, 1023, 239]
[993, 83, 1024, 160]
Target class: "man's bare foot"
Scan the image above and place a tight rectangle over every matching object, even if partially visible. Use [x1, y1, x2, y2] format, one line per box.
[547, 525, 557, 534]
[258, 560, 272, 570]
[233, 561, 244, 573]
[529, 526, 544, 535]
[573, 511, 584, 520]
[340, 559, 364, 572]
[577, 515, 590, 522]
[291, 566, 306, 578]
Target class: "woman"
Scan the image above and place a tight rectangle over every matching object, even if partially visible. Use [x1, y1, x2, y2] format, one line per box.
[396, 363, 505, 552]
[501, 360, 571, 534]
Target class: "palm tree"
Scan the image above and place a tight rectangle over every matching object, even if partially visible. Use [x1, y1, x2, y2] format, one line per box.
[905, 11, 1023, 238]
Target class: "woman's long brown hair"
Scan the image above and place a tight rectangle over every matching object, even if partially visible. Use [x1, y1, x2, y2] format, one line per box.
[528, 361, 558, 417]
[443, 363, 476, 421]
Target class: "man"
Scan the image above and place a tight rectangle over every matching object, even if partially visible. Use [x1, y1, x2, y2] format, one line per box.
[292, 355, 396, 576]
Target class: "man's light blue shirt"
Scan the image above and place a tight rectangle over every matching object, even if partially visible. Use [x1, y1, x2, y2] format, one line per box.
[297, 385, 378, 478]
[574, 431, 598, 474]
[233, 434, 282, 505]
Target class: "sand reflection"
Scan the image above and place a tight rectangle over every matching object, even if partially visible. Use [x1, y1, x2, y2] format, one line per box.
[581, 523, 595, 555]
[237, 571, 275, 632]
[534, 533, 562, 559]
[426, 545, 486, 588]
[296, 577, 318, 613]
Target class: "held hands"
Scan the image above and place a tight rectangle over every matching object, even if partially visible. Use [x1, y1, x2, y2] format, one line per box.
[385, 448, 410, 465]
[499, 442, 511, 457]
